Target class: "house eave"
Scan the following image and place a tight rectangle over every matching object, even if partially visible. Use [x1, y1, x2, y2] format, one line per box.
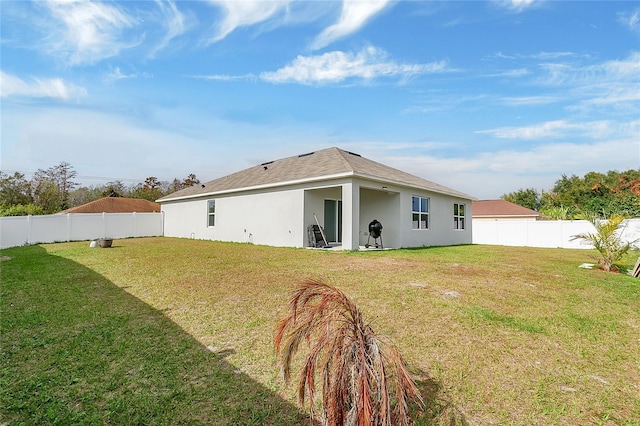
[158, 172, 355, 203]
[352, 172, 475, 200]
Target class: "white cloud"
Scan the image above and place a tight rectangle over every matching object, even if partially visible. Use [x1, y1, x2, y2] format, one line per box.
[538, 51, 640, 86]
[190, 74, 257, 82]
[204, 0, 290, 44]
[495, 0, 539, 13]
[0, 71, 86, 100]
[499, 95, 558, 106]
[311, 0, 391, 50]
[148, 0, 188, 57]
[261, 46, 449, 85]
[104, 67, 152, 83]
[618, 8, 640, 32]
[476, 119, 616, 140]
[42, 0, 138, 65]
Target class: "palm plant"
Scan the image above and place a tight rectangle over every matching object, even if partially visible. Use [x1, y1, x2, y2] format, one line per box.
[274, 280, 423, 426]
[571, 214, 637, 272]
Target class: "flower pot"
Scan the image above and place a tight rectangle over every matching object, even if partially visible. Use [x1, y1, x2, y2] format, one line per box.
[99, 239, 113, 248]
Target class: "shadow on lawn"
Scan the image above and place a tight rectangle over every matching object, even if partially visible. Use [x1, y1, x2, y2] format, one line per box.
[0, 245, 313, 425]
[411, 375, 470, 426]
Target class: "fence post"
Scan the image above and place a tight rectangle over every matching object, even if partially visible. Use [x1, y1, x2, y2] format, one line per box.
[132, 211, 137, 237]
[26, 215, 32, 245]
[102, 212, 107, 238]
[67, 213, 72, 242]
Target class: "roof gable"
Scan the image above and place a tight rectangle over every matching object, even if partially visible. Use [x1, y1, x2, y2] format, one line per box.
[159, 147, 473, 202]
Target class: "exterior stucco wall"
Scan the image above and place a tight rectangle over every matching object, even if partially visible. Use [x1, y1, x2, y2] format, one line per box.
[359, 187, 401, 248]
[355, 178, 472, 248]
[162, 188, 304, 247]
[398, 191, 472, 248]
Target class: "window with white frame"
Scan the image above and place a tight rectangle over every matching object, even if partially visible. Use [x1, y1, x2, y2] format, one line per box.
[412, 196, 429, 229]
[207, 200, 215, 227]
[454, 203, 465, 230]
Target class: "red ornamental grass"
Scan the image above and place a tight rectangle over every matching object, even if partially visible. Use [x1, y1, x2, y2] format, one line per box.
[274, 280, 423, 426]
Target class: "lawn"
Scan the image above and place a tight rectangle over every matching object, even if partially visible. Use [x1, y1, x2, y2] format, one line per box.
[1, 237, 639, 425]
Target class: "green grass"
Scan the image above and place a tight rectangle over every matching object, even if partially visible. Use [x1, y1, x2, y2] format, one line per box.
[1, 238, 639, 425]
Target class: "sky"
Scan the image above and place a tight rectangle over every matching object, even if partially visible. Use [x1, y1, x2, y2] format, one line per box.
[1, 0, 639, 199]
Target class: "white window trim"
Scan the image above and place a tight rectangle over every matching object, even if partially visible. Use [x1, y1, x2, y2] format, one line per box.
[207, 200, 215, 227]
[453, 203, 465, 230]
[412, 196, 429, 230]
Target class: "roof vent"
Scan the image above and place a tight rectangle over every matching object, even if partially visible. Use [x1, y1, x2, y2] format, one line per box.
[346, 150, 361, 157]
[298, 152, 315, 158]
[260, 161, 274, 166]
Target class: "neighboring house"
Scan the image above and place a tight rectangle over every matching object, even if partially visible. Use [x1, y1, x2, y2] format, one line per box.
[472, 199, 541, 221]
[158, 147, 474, 250]
[61, 197, 161, 213]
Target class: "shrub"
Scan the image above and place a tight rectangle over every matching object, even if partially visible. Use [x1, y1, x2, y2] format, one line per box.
[571, 214, 637, 272]
[0, 203, 45, 217]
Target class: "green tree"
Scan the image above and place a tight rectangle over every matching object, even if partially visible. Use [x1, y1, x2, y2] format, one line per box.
[275, 280, 423, 426]
[502, 188, 540, 210]
[0, 171, 32, 206]
[130, 176, 164, 201]
[32, 180, 63, 214]
[540, 169, 640, 218]
[32, 161, 78, 211]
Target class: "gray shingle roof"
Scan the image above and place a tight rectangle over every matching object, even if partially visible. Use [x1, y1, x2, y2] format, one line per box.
[158, 147, 473, 202]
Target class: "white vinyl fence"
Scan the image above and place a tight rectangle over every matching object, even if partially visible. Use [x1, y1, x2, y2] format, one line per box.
[0, 212, 164, 249]
[472, 218, 640, 249]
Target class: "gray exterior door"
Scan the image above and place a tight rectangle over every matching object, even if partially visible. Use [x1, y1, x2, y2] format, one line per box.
[324, 199, 342, 243]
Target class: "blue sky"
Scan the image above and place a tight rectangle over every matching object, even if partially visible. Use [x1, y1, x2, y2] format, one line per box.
[1, 0, 639, 199]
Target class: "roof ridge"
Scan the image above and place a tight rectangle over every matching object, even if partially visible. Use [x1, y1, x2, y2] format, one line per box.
[333, 147, 358, 172]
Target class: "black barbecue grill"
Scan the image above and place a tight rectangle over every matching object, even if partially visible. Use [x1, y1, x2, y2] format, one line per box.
[365, 219, 383, 249]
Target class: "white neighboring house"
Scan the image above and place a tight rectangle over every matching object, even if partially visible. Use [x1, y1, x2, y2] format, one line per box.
[158, 147, 475, 250]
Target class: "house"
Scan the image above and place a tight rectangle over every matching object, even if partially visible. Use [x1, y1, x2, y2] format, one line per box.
[61, 197, 161, 213]
[158, 147, 474, 250]
[472, 199, 541, 221]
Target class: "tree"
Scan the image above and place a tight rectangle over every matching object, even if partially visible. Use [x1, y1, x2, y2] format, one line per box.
[502, 188, 540, 211]
[101, 181, 127, 198]
[275, 280, 423, 426]
[168, 173, 201, 193]
[130, 176, 164, 201]
[32, 161, 78, 211]
[538, 169, 640, 219]
[0, 171, 32, 206]
[570, 214, 637, 272]
[32, 180, 63, 214]
[182, 173, 200, 187]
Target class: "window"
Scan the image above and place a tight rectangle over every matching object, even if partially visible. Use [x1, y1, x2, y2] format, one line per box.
[207, 200, 215, 227]
[412, 196, 429, 229]
[454, 203, 465, 230]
